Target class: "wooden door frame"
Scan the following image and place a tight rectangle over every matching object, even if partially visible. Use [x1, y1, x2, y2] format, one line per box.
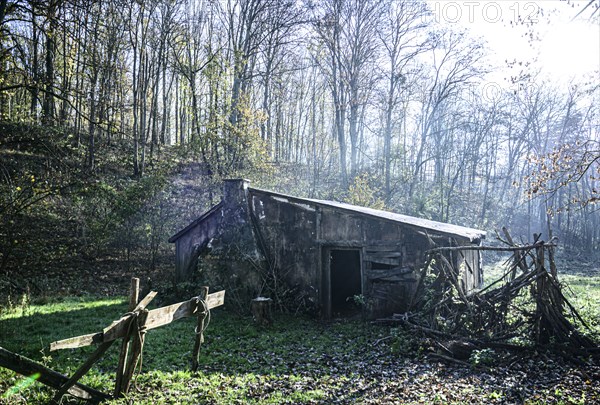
[321, 245, 363, 319]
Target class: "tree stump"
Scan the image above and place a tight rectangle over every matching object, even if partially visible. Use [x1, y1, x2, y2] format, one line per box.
[251, 297, 273, 327]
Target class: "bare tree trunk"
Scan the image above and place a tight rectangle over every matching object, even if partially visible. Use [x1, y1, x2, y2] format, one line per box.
[132, 45, 139, 176]
[42, 1, 59, 125]
[58, 9, 70, 126]
[30, 5, 39, 120]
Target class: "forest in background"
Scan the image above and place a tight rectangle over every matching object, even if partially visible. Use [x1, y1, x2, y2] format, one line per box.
[0, 0, 599, 298]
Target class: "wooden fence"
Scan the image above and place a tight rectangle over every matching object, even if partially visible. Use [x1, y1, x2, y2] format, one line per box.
[0, 278, 225, 404]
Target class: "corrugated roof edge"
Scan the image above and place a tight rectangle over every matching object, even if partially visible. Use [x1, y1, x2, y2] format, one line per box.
[248, 187, 486, 243]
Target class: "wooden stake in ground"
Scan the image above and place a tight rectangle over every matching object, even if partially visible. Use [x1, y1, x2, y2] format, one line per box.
[115, 288, 157, 396]
[191, 286, 209, 372]
[114, 277, 140, 396]
[119, 308, 149, 394]
[534, 240, 551, 345]
[251, 297, 273, 327]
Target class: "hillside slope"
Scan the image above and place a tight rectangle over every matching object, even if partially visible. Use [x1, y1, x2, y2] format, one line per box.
[0, 123, 220, 303]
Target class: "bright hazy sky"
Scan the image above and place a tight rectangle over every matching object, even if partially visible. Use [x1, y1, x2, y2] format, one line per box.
[428, 0, 600, 81]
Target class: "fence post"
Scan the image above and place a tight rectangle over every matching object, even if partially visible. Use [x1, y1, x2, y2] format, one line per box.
[114, 277, 140, 396]
[191, 286, 209, 371]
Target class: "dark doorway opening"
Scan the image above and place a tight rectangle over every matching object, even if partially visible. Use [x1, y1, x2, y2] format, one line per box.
[330, 249, 362, 315]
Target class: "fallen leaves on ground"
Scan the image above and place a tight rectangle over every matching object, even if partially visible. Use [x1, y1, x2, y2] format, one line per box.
[115, 316, 599, 404]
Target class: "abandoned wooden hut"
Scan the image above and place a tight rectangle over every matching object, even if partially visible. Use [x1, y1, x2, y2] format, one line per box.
[169, 179, 486, 319]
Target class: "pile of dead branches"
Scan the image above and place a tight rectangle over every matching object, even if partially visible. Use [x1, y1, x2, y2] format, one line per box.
[383, 232, 598, 360]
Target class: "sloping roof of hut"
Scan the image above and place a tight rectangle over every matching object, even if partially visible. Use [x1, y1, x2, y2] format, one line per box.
[247, 187, 486, 243]
[169, 185, 486, 244]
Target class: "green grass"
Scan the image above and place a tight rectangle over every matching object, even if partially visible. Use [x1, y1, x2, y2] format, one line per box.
[0, 296, 390, 404]
[0, 296, 129, 403]
[482, 254, 600, 336]
[1, 266, 599, 404]
[559, 274, 600, 334]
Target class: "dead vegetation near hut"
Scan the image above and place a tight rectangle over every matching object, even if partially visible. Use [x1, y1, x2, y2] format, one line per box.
[380, 231, 599, 368]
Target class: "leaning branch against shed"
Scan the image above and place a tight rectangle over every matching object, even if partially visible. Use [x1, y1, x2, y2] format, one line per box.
[381, 232, 598, 361]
